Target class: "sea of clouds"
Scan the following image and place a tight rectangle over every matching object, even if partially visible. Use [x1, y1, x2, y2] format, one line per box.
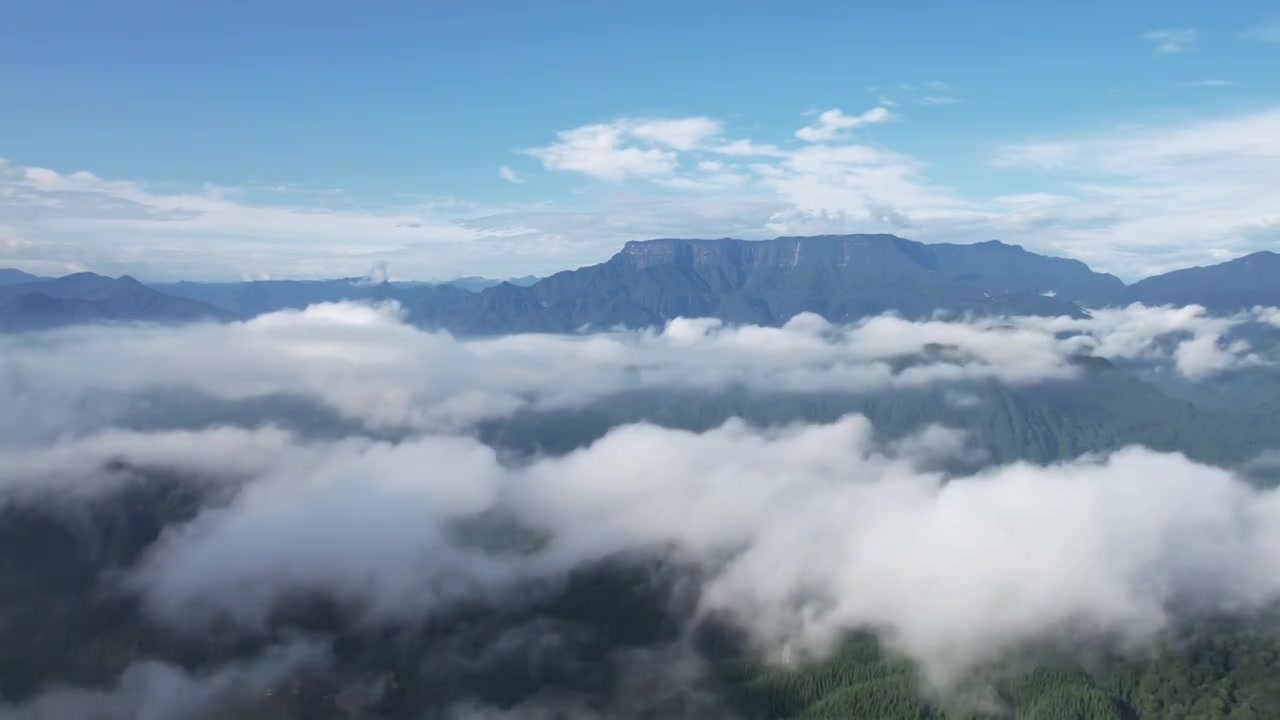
[2, 301, 1280, 717]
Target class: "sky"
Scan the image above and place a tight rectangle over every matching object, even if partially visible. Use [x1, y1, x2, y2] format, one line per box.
[0, 0, 1277, 282]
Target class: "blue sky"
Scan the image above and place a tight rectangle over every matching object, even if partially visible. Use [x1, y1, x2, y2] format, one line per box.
[1, 0, 1278, 281]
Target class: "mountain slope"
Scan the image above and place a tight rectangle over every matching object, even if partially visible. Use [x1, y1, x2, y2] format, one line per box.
[0, 273, 234, 331]
[1129, 251, 1280, 311]
[928, 239, 1128, 307]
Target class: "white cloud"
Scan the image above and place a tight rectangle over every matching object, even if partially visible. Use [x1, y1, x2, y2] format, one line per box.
[1144, 28, 1198, 55]
[628, 117, 724, 150]
[1020, 303, 1274, 379]
[1, 301, 1274, 444]
[795, 107, 893, 143]
[0, 157, 506, 281]
[703, 138, 786, 157]
[15, 404, 1280, 687]
[521, 116, 782, 184]
[989, 107, 1280, 276]
[522, 123, 680, 182]
[498, 166, 525, 183]
[4, 302, 1280, 692]
[1183, 79, 1237, 87]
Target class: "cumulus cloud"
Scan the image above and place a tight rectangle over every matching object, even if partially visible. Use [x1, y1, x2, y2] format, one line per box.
[521, 117, 772, 183]
[524, 123, 681, 182]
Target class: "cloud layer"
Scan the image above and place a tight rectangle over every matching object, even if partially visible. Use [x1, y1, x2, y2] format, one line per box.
[10, 405, 1280, 690]
[3, 302, 1280, 715]
[2, 301, 1277, 441]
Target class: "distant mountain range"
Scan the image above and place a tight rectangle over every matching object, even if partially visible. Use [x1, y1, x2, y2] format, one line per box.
[1, 235, 1276, 333]
[0, 272, 235, 332]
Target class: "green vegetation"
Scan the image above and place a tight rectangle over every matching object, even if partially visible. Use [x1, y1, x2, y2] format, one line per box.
[723, 624, 1280, 719]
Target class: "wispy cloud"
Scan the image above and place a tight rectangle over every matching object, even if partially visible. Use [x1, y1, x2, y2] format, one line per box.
[0, 158, 495, 280]
[794, 107, 893, 142]
[869, 81, 961, 108]
[498, 166, 525, 184]
[1143, 28, 1198, 55]
[1183, 79, 1237, 87]
[991, 108, 1280, 275]
[1243, 20, 1280, 44]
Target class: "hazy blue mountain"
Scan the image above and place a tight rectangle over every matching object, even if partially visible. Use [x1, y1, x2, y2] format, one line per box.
[152, 277, 407, 318]
[152, 276, 533, 316]
[446, 275, 541, 292]
[0, 268, 41, 286]
[0, 273, 233, 332]
[1128, 251, 1280, 311]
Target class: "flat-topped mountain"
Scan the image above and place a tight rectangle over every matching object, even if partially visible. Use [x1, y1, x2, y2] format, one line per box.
[491, 234, 1091, 333]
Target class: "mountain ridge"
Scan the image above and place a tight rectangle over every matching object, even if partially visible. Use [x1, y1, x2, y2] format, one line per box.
[1, 235, 1276, 333]
[0, 272, 235, 332]
[1129, 250, 1280, 312]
